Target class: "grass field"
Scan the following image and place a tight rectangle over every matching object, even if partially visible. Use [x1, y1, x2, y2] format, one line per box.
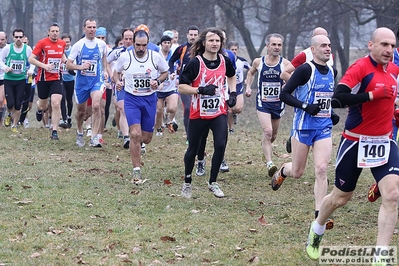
[0, 97, 396, 265]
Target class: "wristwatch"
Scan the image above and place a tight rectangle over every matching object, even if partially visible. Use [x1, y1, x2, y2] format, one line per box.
[157, 79, 163, 86]
[302, 102, 308, 109]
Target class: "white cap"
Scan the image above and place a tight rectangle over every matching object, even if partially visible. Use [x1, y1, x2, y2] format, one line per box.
[162, 30, 174, 39]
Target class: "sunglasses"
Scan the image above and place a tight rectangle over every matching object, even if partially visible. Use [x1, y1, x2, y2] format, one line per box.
[14, 36, 23, 39]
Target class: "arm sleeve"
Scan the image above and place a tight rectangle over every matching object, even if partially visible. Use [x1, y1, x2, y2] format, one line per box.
[224, 55, 236, 77]
[168, 46, 181, 73]
[225, 50, 236, 69]
[331, 84, 370, 108]
[280, 64, 311, 108]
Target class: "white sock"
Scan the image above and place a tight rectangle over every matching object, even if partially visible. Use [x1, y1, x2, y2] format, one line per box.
[133, 167, 140, 171]
[313, 221, 326, 235]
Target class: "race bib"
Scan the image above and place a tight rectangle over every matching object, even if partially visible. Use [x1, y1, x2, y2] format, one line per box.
[261, 82, 280, 102]
[357, 135, 390, 168]
[313, 91, 333, 118]
[48, 58, 61, 73]
[10, 59, 25, 74]
[61, 63, 68, 75]
[81, 59, 97, 76]
[132, 73, 151, 93]
[200, 94, 221, 117]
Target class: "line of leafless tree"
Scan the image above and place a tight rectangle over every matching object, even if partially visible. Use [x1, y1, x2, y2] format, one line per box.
[1, 0, 398, 74]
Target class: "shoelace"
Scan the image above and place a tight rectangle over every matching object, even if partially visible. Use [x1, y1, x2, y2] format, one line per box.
[311, 234, 322, 248]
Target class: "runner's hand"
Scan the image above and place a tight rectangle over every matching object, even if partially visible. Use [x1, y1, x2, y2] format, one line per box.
[304, 104, 320, 116]
[227, 92, 237, 107]
[372, 85, 394, 100]
[197, 84, 217, 96]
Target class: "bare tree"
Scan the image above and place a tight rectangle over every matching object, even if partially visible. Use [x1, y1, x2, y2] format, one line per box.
[62, 0, 71, 33]
[2, 0, 398, 71]
[336, 0, 399, 30]
[217, 0, 260, 61]
[53, 0, 59, 21]
[8, 0, 34, 42]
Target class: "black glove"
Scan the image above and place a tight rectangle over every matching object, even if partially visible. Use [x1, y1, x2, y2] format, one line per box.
[68, 70, 76, 76]
[304, 104, 320, 116]
[197, 84, 217, 96]
[331, 110, 340, 125]
[227, 92, 237, 108]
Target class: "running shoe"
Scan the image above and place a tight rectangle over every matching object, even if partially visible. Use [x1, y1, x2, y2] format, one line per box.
[172, 122, 178, 132]
[51, 130, 59, 140]
[131, 169, 142, 184]
[11, 125, 18, 133]
[89, 137, 102, 148]
[229, 128, 234, 134]
[271, 163, 286, 191]
[167, 122, 177, 133]
[266, 162, 278, 178]
[4, 113, 11, 127]
[24, 120, 29, 128]
[112, 117, 116, 127]
[306, 221, 323, 261]
[117, 130, 123, 139]
[36, 109, 43, 122]
[196, 159, 206, 176]
[123, 137, 130, 149]
[325, 218, 334, 230]
[86, 127, 92, 137]
[368, 183, 381, 202]
[208, 182, 225, 198]
[156, 127, 163, 136]
[76, 132, 85, 147]
[59, 120, 68, 129]
[67, 117, 72, 128]
[219, 159, 229, 173]
[181, 183, 192, 198]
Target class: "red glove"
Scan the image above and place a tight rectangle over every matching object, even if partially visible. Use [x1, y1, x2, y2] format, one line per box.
[372, 85, 394, 100]
[395, 109, 399, 127]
